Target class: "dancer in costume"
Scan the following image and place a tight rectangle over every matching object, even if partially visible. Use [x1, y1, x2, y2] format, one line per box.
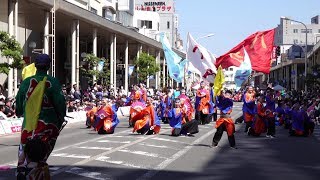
[178, 89, 194, 121]
[170, 99, 199, 136]
[211, 90, 237, 149]
[247, 94, 268, 136]
[208, 83, 217, 122]
[242, 86, 256, 132]
[195, 81, 210, 125]
[265, 89, 276, 138]
[94, 100, 121, 134]
[15, 54, 66, 179]
[132, 97, 161, 135]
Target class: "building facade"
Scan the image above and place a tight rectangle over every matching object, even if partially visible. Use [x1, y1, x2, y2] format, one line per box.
[134, 0, 183, 50]
[0, 0, 185, 97]
[275, 16, 320, 55]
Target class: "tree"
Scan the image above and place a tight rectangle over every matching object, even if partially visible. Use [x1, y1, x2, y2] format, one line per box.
[80, 53, 110, 85]
[306, 64, 320, 86]
[0, 31, 24, 74]
[134, 52, 160, 83]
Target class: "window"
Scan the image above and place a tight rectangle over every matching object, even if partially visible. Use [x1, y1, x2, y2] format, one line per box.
[293, 29, 298, 33]
[139, 20, 152, 29]
[229, 68, 233, 71]
[293, 39, 298, 44]
[90, 7, 97, 14]
[301, 29, 312, 33]
[167, 21, 170, 29]
[318, 29, 320, 33]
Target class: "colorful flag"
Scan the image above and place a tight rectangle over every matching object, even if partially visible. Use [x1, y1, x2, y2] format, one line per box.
[214, 66, 225, 97]
[159, 32, 184, 83]
[22, 63, 37, 80]
[128, 65, 135, 76]
[97, 60, 105, 72]
[24, 76, 47, 132]
[234, 48, 252, 91]
[187, 33, 217, 83]
[215, 29, 275, 74]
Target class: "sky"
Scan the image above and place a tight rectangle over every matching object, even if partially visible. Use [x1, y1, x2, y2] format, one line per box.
[175, 0, 320, 57]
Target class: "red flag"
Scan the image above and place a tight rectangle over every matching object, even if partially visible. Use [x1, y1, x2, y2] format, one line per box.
[216, 29, 275, 74]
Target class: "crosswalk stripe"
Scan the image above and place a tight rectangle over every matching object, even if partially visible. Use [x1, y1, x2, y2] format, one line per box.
[138, 143, 179, 150]
[96, 156, 144, 169]
[51, 153, 90, 159]
[75, 146, 113, 150]
[151, 137, 187, 144]
[66, 167, 113, 180]
[97, 140, 131, 143]
[118, 149, 167, 159]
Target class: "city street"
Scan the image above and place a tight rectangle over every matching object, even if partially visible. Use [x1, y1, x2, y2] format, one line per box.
[1, 102, 320, 180]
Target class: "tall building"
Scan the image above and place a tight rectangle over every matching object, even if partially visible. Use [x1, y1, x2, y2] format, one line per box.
[275, 16, 320, 53]
[134, 0, 183, 49]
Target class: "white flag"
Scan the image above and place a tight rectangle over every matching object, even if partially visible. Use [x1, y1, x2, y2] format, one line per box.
[187, 33, 217, 83]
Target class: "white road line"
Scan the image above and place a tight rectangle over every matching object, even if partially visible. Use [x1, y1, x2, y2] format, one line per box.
[151, 137, 187, 144]
[0, 129, 133, 168]
[49, 166, 61, 171]
[138, 143, 179, 150]
[75, 146, 113, 150]
[138, 111, 243, 180]
[51, 128, 172, 176]
[118, 149, 166, 159]
[51, 153, 90, 159]
[96, 156, 144, 169]
[97, 140, 131, 143]
[66, 167, 113, 180]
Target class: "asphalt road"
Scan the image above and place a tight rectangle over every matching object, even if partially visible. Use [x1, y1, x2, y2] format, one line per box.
[1, 102, 320, 180]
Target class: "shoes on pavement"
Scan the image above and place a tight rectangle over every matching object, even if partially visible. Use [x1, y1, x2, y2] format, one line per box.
[266, 135, 271, 138]
[230, 146, 238, 149]
[247, 127, 251, 136]
[186, 133, 195, 137]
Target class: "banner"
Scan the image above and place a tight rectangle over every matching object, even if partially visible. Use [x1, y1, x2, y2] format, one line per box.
[129, 65, 135, 76]
[234, 48, 252, 91]
[216, 29, 275, 74]
[187, 33, 217, 83]
[159, 32, 185, 83]
[97, 60, 105, 72]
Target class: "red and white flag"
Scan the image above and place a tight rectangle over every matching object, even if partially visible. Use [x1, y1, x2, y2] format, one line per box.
[187, 33, 217, 83]
[215, 29, 275, 74]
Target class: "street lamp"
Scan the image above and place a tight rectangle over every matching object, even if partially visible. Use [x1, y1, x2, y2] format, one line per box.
[281, 16, 308, 91]
[196, 33, 215, 41]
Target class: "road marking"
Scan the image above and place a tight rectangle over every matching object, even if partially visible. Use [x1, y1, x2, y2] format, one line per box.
[52, 128, 172, 176]
[0, 127, 132, 168]
[151, 137, 187, 144]
[96, 156, 144, 169]
[66, 167, 113, 180]
[97, 140, 131, 144]
[49, 166, 61, 171]
[118, 149, 167, 159]
[138, 143, 179, 150]
[138, 111, 243, 180]
[51, 153, 90, 159]
[75, 146, 113, 150]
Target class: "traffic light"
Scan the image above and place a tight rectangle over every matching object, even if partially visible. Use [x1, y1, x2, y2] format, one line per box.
[276, 46, 281, 56]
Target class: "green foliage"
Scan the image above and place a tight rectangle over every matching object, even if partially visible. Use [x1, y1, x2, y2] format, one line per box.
[0, 31, 24, 74]
[306, 64, 320, 86]
[80, 53, 110, 85]
[134, 52, 160, 83]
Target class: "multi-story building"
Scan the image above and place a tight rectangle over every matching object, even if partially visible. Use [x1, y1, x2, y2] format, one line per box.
[134, 0, 183, 50]
[0, 0, 185, 97]
[275, 15, 320, 55]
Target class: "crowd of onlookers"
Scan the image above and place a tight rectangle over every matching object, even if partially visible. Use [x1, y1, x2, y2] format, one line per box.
[1, 81, 320, 128]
